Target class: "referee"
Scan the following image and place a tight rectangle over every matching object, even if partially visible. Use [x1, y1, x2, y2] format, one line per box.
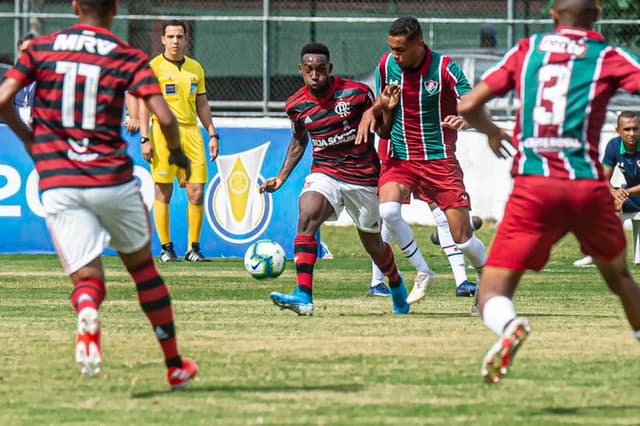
[140, 20, 219, 262]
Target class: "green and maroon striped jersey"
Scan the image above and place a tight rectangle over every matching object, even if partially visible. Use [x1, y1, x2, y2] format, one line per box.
[375, 46, 471, 161]
[483, 26, 640, 180]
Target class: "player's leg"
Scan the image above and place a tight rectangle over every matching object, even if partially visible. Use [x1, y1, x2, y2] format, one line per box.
[574, 180, 640, 339]
[184, 182, 207, 261]
[119, 245, 197, 389]
[150, 123, 179, 262]
[477, 266, 529, 384]
[69, 258, 106, 378]
[270, 174, 336, 315]
[445, 207, 486, 276]
[369, 220, 392, 297]
[379, 161, 438, 305]
[102, 180, 197, 389]
[154, 183, 178, 262]
[478, 176, 564, 384]
[378, 178, 433, 311]
[596, 252, 640, 333]
[430, 203, 476, 297]
[42, 188, 108, 377]
[183, 125, 208, 262]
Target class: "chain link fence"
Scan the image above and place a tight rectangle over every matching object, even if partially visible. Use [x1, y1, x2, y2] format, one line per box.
[1, 0, 638, 114]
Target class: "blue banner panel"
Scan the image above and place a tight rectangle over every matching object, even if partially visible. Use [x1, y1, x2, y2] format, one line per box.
[0, 125, 310, 258]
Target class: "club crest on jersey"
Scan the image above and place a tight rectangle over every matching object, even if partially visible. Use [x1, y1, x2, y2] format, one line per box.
[205, 143, 273, 243]
[424, 80, 439, 94]
[334, 101, 351, 118]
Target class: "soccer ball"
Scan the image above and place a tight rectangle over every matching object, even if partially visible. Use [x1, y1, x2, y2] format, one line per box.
[244, 239, 286, 279]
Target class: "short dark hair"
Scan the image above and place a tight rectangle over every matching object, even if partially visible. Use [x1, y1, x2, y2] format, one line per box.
[17, 32, 38, 49]
[163, 20, 187, 36]
[389, 16, 423, 41]
[77, 0, 116, 16]
[300, 42, 330, 61]
[617, 110, 639, 126]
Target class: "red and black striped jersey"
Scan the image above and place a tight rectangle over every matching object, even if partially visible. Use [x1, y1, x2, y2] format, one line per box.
[285, 76, 379, 186]
[6, 24, 161, 192]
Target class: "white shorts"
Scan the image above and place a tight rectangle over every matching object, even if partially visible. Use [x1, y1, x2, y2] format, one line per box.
[300, 173, 381, 233]
[42, 180, 151, 275]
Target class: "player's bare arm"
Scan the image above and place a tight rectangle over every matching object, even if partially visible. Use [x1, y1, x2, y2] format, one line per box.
[196, 93, 219, 161]
[123, 92, 140, 133]
[458, 84, 512, 159]
[0, 77, 34, 155]
[356, 84, 399, 144]
[260, 133, 309, 193]
[138, 98, 153, 163]
[143, 93, 191, 180]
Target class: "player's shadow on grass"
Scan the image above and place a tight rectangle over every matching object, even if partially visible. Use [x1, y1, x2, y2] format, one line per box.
[130, 383, 365, 399]
[527, 405, 640, 416]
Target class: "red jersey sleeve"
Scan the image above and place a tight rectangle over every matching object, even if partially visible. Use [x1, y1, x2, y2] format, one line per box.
[482, 40, 527, 97]
[6, 44, 37, 86]
[128, 57, 161, 98]
[610, 48, 640, 95]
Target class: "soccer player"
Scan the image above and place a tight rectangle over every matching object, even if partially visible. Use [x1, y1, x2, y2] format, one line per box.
[139, 20, 219, 263]
[261, 42, 408, 315]
[458, 0, 640, 384]
[0, 0, 197, 389]
[574, 111, 640, 267]
[370, 138, 477, 299]
[357, 16, 487, 311]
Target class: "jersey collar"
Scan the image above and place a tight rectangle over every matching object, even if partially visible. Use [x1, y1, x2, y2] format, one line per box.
[556, 26, 605, 42]
[620, 138, 640, 155]
[70, 23, 114, 37]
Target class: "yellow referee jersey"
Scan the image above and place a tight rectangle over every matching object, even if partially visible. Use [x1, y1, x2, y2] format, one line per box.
[149, 54, 206, 126]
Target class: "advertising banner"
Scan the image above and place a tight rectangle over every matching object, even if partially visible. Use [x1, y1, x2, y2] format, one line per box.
[0, 125, 310, 258]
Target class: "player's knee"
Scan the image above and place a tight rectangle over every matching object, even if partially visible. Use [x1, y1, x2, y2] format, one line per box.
[297, 214, 320, 235]
[451, 224, 474, 244]
[379, 202, 402, 224]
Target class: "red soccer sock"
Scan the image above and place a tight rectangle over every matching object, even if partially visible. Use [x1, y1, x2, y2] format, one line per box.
[373, 243, 401, 287]
[294, 234, 318, 294]
[127, 258, 181, 369]
[70, 278, 105, 313]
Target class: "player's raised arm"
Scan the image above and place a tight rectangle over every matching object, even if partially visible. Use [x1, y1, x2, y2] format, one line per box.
[260, 132, 309, 193]
[0, 77, 34, 155]
[458, 84, 512, 159]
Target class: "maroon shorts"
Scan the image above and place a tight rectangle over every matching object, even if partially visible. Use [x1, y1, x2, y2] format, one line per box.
[487, 176, 626, 272]
[378, 158, 470, 210]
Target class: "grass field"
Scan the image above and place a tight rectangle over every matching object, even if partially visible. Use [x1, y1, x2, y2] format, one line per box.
[2, 224, 640, 425]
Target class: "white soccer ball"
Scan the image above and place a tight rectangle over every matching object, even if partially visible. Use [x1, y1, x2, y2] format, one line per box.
[244, 239, 287, 279]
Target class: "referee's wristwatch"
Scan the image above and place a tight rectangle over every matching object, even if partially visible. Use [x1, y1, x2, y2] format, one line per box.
[209, 133, 219, 139]
[140, 136, 149, 144]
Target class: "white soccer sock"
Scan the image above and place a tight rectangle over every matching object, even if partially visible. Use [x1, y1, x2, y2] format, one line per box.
[432, 207, 468, 286]
[379, 202, 431, 273]
[456, 234, 487, 279]
[483, 296, 517, 337]
[370, 222, 393, 286]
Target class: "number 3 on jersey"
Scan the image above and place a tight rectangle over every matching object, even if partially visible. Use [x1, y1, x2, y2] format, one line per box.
[55, 61, 101, 130]
[533, 64, 571, 127]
